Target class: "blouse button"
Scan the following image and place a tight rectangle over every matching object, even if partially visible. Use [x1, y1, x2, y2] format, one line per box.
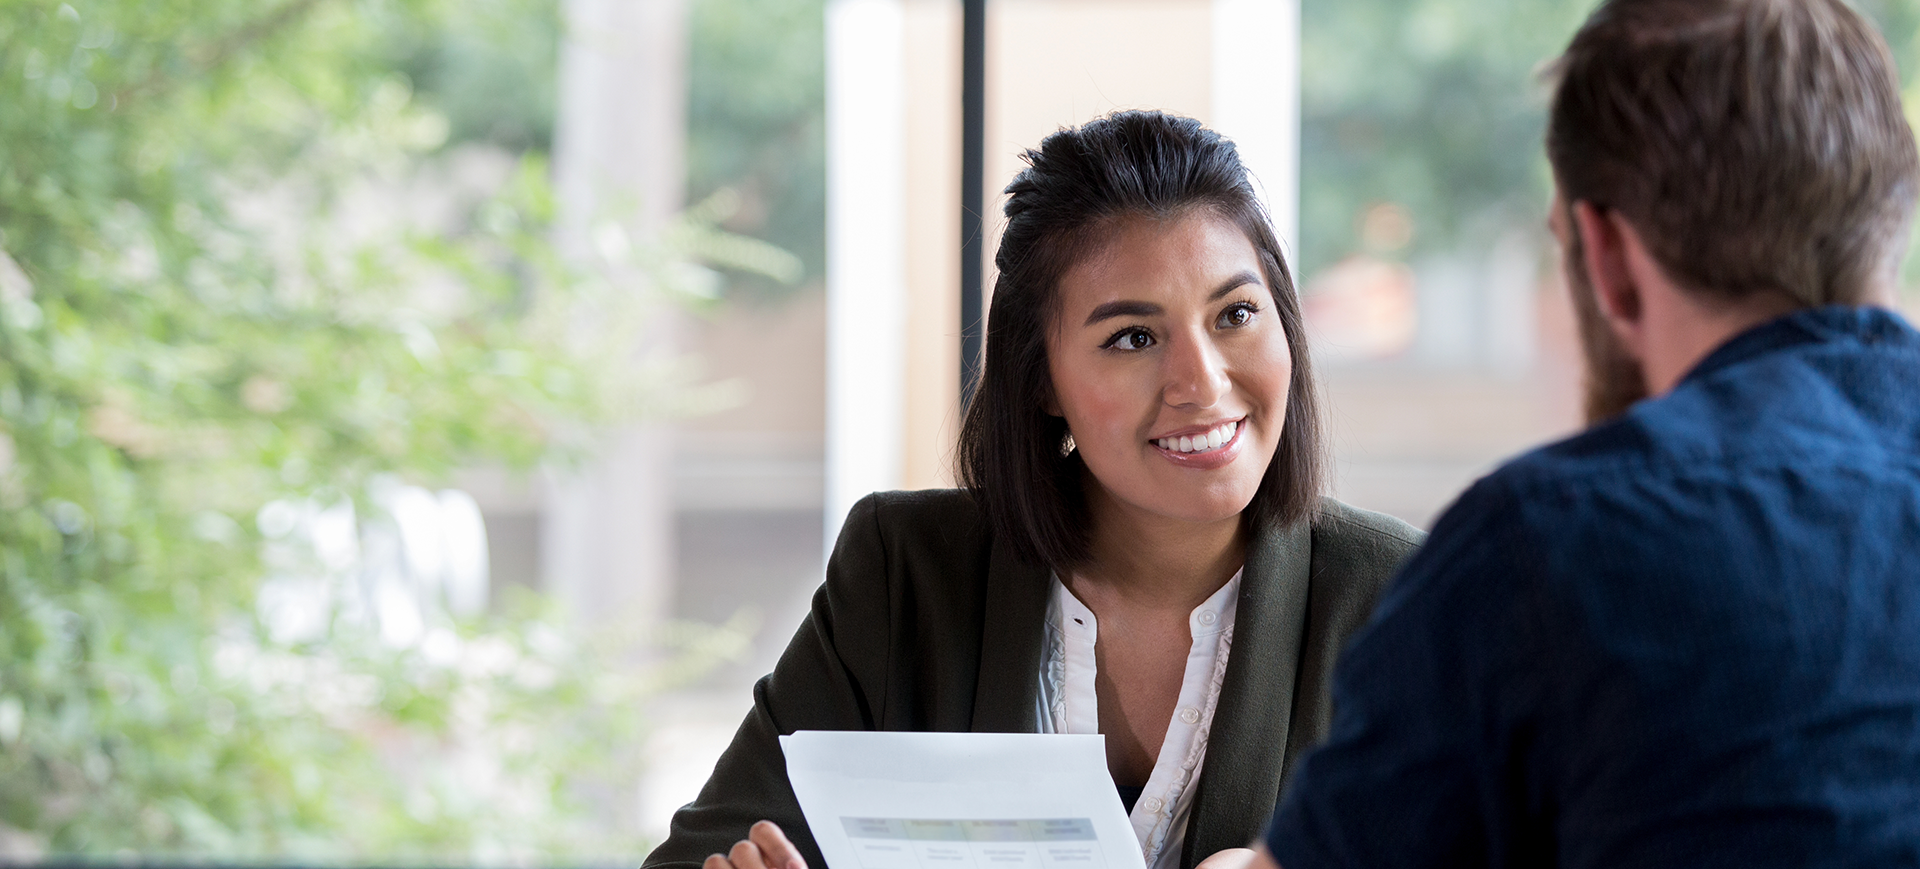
[1141, 796, 1164, 814]
[1196, 610, 1217, 627]
[1178, 706, 1201, 725]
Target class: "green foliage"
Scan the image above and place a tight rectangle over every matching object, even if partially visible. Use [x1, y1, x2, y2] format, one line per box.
[686, 0, 826, 295]
[1299, 0, 1596, 276]
[0, 0, 778, 861]
[381, 0, 561, 154]
[1861, 0, 1920, 294]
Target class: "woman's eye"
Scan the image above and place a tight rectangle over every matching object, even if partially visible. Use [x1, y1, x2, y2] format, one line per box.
[1218, 302, 1258, 328]
[1104, 328, 1154, 351]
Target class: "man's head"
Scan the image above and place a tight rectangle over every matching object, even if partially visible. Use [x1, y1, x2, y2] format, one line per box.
[1546, 0, 1919, 422]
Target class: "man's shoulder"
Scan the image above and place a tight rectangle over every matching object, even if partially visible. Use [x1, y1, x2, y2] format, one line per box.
[1485, 417, 1656, 493]
[1438, 319, 1920, 587]
[1496, 372, 1918, 503]
[1455, 410, 1757, 562]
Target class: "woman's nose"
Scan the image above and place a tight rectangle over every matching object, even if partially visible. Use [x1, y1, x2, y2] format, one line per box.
[1162, 334, 1231, 408]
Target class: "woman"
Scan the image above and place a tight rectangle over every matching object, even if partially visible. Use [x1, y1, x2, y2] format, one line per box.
[642, 111, 1422, 869]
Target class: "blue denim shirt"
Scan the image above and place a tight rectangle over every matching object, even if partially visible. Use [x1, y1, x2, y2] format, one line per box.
[1266, 306, 1920, 867]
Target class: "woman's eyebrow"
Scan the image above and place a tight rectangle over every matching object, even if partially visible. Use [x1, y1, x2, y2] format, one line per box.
[1081, 271, 1264, 327]
[1209, 270, 1262, 300]
[1083, 300, 1159, 326]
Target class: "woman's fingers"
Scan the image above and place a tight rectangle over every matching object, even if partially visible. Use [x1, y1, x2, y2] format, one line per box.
[728, 837, 775, 869]
[702, 821, 803, 869]
[748, 820, 808, 869]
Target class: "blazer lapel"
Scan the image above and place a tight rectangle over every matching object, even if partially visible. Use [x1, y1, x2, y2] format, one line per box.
[1182, 518, 1313, 866]
[969, 534, 1051, 733]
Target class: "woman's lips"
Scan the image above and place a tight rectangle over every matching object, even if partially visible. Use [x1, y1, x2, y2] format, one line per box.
[1151, 418, 1245, 469]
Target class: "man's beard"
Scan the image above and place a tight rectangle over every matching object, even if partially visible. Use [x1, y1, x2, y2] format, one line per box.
[1563, 225, 1649, 425]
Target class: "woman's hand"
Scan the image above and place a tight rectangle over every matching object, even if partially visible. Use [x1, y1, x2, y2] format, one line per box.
[1195, 847, 1257, 869]
[704, 820, 808, 869]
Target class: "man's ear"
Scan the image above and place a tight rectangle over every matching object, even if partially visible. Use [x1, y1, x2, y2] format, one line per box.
[1571, 200, 1647, 350]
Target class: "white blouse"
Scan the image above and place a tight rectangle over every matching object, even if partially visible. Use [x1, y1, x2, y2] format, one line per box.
[1033, 571, 1241, 869]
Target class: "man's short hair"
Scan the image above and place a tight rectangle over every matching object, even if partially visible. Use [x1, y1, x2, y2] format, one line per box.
[1546, 0, 1920, 307]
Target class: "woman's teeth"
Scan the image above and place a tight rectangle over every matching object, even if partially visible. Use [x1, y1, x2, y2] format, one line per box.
[1157, 420, 1237, 454]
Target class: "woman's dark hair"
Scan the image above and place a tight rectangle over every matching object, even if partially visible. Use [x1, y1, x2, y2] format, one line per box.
[956, 110, 1325, 569]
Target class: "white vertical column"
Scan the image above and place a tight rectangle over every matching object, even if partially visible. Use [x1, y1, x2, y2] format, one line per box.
[824, 0, 909, 552]
[546, 0, 688, 626]
[1212, 0, 1301, 261]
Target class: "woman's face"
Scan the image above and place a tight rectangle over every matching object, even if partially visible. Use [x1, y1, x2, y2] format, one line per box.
[1046, 211, 1292, 529]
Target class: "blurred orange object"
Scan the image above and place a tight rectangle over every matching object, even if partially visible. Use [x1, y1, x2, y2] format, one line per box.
[1302, 256, 1418, 362]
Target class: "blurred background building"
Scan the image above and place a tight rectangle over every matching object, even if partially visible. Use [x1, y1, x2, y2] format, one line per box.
[8, 0, 1920, 861]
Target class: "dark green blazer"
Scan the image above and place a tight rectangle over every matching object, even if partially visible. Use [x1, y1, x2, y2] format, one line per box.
[643, 489, 1422, 869]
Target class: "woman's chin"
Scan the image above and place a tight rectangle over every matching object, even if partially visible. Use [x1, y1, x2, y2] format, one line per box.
[1081, 451, 1270, 528]
[1111, 485, 1261, 529]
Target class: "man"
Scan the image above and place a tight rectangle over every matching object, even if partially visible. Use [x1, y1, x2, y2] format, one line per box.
[1254, 0, 1920, 864]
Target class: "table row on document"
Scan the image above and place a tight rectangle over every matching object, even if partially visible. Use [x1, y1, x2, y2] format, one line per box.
[841, 817, 1112, 869]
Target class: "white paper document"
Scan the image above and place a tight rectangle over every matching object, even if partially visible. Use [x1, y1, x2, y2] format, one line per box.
[780, 731, 1145, 869]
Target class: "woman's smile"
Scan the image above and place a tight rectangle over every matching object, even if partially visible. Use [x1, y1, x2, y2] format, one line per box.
[1151, 417, 1246, 469]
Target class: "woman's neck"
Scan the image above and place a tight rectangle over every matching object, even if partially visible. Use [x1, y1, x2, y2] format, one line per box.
[1072, 479, 1246, 612]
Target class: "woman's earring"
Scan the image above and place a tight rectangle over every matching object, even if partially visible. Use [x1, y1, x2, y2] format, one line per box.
[1059, 430, 1077, 458]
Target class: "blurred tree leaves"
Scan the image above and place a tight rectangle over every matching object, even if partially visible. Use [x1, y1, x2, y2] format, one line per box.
[686, 0, 825, 296]
[1299, 0, 1593, 276]
[381, 0, 560, 153]
[0, 0, 775, 861]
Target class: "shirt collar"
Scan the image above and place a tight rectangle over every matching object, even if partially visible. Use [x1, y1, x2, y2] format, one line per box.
[1048, 568, 1243, 641]
[1680, 304, 1919, 388]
